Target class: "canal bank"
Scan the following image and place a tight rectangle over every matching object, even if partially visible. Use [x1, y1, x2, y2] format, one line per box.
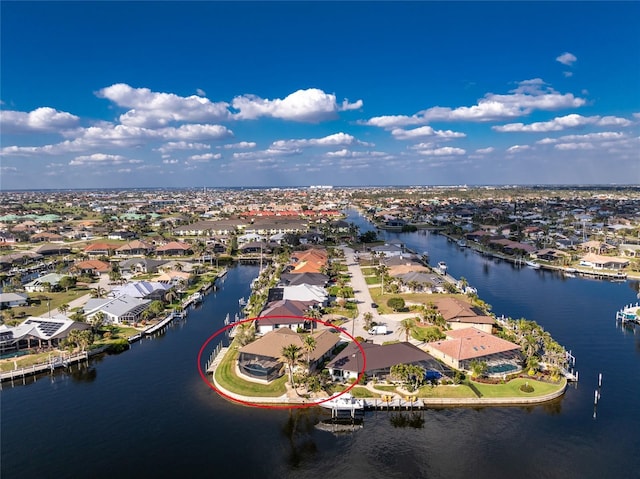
[3, 239, 640, 479]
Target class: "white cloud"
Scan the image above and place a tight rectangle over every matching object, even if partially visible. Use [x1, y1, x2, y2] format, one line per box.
[506, 145, 531, 153]
[232, 148, 302, 161]
[156, 141, 211, 154]
[196, 88, 206, 97]
[555, 143, 594, 150]
[69, 153, 143, 166]
[222, 141, 257, 149]
[563, 71, 573, 78]
[187, 153, 222, 162]
[417, 147, 466, 156]
[97, 83, 230, 128]
[271, 132, 368, 149]
[556, 52, 577, 66]
[391, 126, 466, 140]
[493, 114, 632, 133]
[537, 131, 627, 145]
[231, 88, 363, 122]
[0, 107, 80, 132]
[162, 159, 179, 164]
[475, 147, 495, 154]
[362, 79, 586, 128]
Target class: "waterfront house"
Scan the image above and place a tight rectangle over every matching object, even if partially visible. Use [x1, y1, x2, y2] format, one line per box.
[579, 252, 629, 270]
[428, 297, 495, 333]
[326, 341, 448, 382]
[371, 243, 405, 258]
[109, 281, 173, 301]
[0, 315, 91, 353]
[256, 300, 316, 334]
[83, 294, 151, 325]
[279, 272, 329, 287]
[237, 328, 340, 382]
[425, 327, 521, 375]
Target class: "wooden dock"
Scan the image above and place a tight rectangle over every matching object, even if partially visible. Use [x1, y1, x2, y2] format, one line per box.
[205, 343, 229, 374]
[1, 351, 89, 383]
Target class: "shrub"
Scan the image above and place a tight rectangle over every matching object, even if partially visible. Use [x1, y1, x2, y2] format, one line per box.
[387, 297, 405, 311]
[520, 383, 535, 393]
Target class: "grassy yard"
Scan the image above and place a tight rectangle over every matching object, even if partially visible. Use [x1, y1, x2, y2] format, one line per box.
[9, 288, 92, 318]
[371, 384, 398, 393]
[360, 267, 376, 276]
[472, 377, 566, 398]
[324, 302, 358, 319]
[416, 384, 478, 398]
[214, 344, 287, 397]
[350, 386, 380, 398]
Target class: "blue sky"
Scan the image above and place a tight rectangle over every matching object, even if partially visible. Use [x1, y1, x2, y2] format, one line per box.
[1, 1, 639, 189]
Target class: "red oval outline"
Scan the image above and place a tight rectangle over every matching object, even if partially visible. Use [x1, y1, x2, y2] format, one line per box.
[197, 315, 367, 409]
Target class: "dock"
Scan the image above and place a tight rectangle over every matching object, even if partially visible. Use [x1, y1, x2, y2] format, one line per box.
[205, 343, 229, 374]
[616, 302, 639, 325]
[1, 351, 89, 383]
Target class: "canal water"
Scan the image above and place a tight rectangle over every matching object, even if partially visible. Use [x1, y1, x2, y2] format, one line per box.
[2, 213, 640, 479]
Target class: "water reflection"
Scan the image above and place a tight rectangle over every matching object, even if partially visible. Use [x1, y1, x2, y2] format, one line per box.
[281, 408, 321, 468]
[389, 411, 425, 429]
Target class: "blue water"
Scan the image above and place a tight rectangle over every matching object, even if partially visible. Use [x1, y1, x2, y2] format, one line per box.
[2, 214, 640, 479]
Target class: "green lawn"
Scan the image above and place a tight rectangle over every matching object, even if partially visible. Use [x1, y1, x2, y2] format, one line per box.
[372, 384, 398, 393]
[472, 377, 566, 398]
[10, 288, 92, 318]
[361, 267, 376, 276]
[416, 384, 478, 398]
[350, 386, 380, 398]
[365, 276, 381, 285]
[214, 344, 287, 397]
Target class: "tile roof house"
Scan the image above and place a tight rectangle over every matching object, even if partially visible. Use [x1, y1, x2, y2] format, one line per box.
[238, 328, 340, 382]
[0, 315, 91, 352]
[71, 259, 111, 275]
[429, 297, 495, 333]
[156, 241, 192, 256]
[256, 300, 316, 334]
[326, 341, 449, 382]
[83, 294, 151, 325]
[425, 327, 521, 374]
[109, 281, 173, 301]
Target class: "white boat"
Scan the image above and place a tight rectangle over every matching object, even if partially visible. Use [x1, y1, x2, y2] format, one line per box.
[525, 261, 541, 269]
[238, 297, 247, 306]
[457, 239, 467, 247]
[437, 261, 447, 272]
[319, 392, 365, 411]
[191, 291, 203, 303]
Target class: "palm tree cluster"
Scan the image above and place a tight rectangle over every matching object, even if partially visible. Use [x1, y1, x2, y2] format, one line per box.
[499, 317, 568, 379]
[390, 363, 426, 392]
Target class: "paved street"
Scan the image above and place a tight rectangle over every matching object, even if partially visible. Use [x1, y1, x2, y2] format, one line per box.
[338, 246, 419, 345]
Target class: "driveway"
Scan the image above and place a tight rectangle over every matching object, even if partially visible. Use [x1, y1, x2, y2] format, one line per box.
[338, 246, 422, 345]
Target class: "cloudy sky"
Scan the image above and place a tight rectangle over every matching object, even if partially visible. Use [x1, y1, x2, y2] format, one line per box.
[1, 1, 639, 189]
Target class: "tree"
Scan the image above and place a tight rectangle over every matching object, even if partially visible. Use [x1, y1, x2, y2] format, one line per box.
[304, 307, 322, 332]
[90, 311, 105, 333]
[90, 286, 106, 298]
[58, 303, 70, 315]
[281, 344, 302, 388]
[302, 335, 317, 370]
[149, 300, 165, 317]
[468, 359, 488, 379]
[399, 317, 415, 342]
[363, 312, 374, 330]
[59, 276, 76, 292]
[387, 297, 405, 312]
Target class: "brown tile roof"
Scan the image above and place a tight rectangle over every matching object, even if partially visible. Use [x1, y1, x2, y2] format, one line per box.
[156, 241, 191, 251]
[259, 300, 315, 322]
[73, 260, 111, 273]
[239, 328, 339, 362]
[427, 327, 520, 361]
[84, 242, 119, 252]
[326, 341, 438, 373]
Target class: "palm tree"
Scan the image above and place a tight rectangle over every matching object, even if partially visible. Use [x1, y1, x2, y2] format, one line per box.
[58, 303, 70, 315]
[304, 307, 322, 332]
[90, 311, 105, 333]
[363, 312, 374, 330]
[469, 359, 487, 379]
[302, 335, 317, 371]
[90, 286, 106, 298]
[281, 344, 302, 388]
[400, 318, 415, 342]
